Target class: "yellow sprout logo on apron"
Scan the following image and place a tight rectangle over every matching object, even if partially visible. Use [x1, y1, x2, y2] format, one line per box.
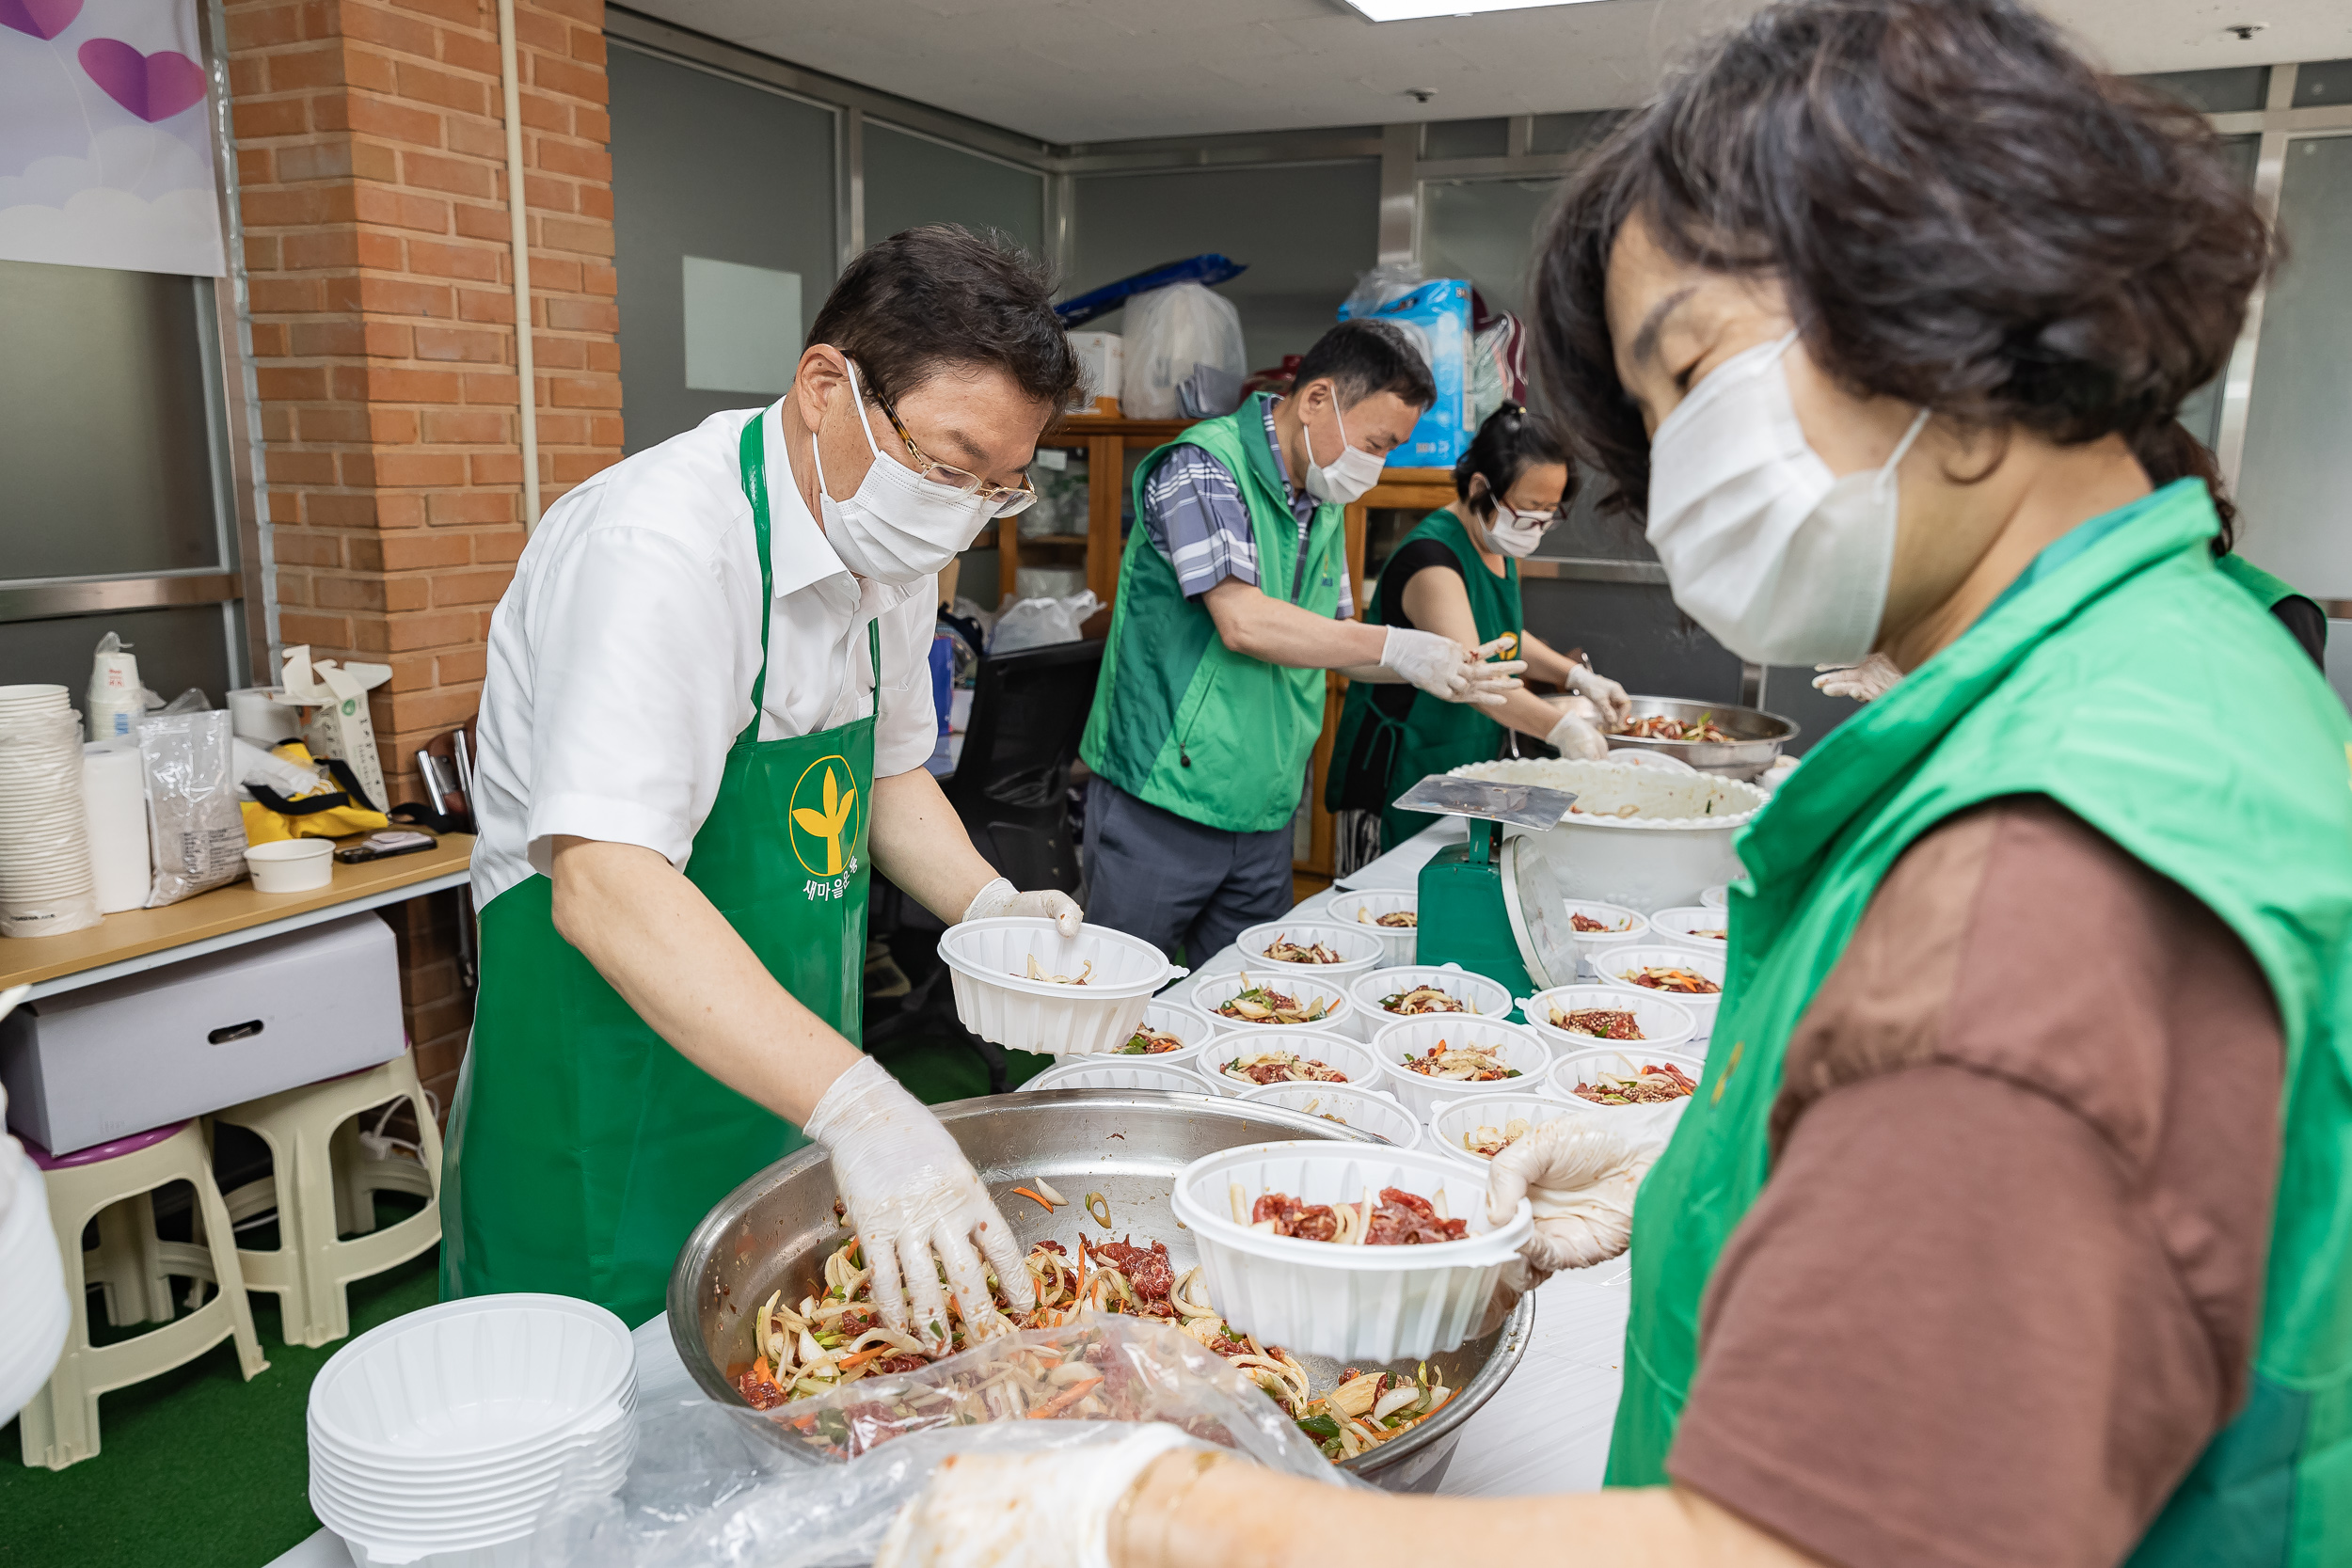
[788, 755, 862, 877]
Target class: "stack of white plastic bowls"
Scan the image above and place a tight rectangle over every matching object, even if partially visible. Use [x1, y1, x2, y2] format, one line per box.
[0, 686, 101, 940]
[308, 1295, 637, 1568]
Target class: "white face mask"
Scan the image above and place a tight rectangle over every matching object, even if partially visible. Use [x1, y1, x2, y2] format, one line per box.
[1302, 395, 1389, 505]
[1645, 330, 1930, 665]
[1475, 494, 1553, 559]
[807, 360, 997, 585]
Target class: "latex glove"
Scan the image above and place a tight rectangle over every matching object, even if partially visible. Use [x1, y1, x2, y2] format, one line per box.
[1813, 652, 1902, 703]
[1465, 636, 1531, 709]
[1565, 663, 1633, 728]
[1382, 626, 1516, 706]
[876, 1424, 1212, 1568]
[1486, 1117, 1659, 1289]
[1545, 709, 1610, 761]
[963, 876, 1082, 937]
[804, 1056, 1035, 1348]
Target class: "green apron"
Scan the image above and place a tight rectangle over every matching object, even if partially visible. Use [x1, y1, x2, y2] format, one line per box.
[438, 406, 875, 1325]
[1326, 507, 1521, 849]
[1607, 481, 2352, 1566]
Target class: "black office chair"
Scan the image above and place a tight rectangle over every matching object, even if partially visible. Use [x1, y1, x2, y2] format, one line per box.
[863, 638, 1105, 1092]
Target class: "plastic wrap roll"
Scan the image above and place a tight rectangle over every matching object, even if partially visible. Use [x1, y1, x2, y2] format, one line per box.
[81, 742, 151, 914]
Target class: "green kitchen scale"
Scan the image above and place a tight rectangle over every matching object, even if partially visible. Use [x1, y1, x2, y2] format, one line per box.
[1399, 775, 1583, 1012]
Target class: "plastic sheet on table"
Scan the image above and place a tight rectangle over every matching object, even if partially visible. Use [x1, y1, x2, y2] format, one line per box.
[529, 1318, 1358, 1568]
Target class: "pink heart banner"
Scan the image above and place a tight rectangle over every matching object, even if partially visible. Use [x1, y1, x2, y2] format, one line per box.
[0, 0, 82, 40]
[76, 37, 205, 121]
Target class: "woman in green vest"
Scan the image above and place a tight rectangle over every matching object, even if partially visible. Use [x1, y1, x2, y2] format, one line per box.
[871, 5, 2352, 1566]
[1327, 403, 1635, 854]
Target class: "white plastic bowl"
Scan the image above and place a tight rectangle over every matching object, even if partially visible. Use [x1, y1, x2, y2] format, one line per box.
[1592, 944, 1726, 1038]
[1518, 984, 1698, 1056]
[1648, 905, 1730, 958]
[1192, 968, 1356, 1038]
[1234, 1082, 1424, 1150]
[1452, 758, 1768, 912]
[1372, 1015, 1551, 1119]
[1546, 1045, 1708, 1141]
[246, 837, 334, 893]
[1699, 884, 1730, 909]
[1199, 1029, 1384, 1097]
[939, 917, 1184, 1056]
[1171, 1141, 1533, 1362]
[1562, 899, 1647, 977]
[1017, 1057, 1211, 1094]
[1316, 889, 1418, 967]
[1426, 1094, 1577, 1170]
[1231, 920, 1386, 981]
[1077, 998, 1218, 1066]
[1343, 963, 1514, 1043]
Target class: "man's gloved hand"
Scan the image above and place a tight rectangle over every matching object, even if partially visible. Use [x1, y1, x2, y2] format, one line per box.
[1486, 1117, 1661, 1290]
[1565, 663, 1633, 728]
[876, 1424, 1212, 1568]
[963, 876, 1082, 937]
[804, 1057, 1035, 1349]
[1545, 709, 1610, 760]
[1382, 626, 1526, 706]
[1813, 651, 1902, 703]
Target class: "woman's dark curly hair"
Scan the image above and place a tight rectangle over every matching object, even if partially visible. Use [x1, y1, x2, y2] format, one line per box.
[1528, 0, 2273, 518]
[1454, 402, 1575, 515]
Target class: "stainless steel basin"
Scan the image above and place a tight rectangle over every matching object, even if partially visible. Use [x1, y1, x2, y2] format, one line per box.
[668, 1089, 1534, 1492]
[1608, 695, 1799, 780]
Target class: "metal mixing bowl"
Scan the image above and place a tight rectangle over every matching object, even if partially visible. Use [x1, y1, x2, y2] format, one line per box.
[1607, 695, 1799, 780]
[669, 1089, 1534, 1493]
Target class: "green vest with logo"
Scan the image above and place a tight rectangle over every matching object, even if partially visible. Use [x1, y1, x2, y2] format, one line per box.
[1607, 482, 2352, 1568]
[1080, 394, 1348, 832]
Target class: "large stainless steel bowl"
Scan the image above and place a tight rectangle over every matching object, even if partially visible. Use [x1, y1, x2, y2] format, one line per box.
[1608, 695, 1799, 780]
[669, 1089, 1534, 1493]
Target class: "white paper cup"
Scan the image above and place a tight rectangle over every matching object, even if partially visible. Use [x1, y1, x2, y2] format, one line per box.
[1592, 944, 1725, 1038]
[1232, 1082, 1423, 1149]
[1198, 1028, 1383, 1097]
[1426, 1093, 1577, 1169]
[1192, 969, 1355, 1037]
[1518, 984, 1698, 1056]
[1171, 1141, 1533, 1361]
[246, 837, 334, 893]
[1342, 963, 1514, 1043]
[1372, 1015, 1550, 1120]
[1316, 889, 1418, 966]
[1231, 920, 1385, 981]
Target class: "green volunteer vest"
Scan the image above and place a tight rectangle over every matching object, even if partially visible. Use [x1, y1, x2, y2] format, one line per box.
[1079, 394, 1348, 832]
[1608, 481, 2352, 1568]
[2219, 550, 2309, 615]
[1326, 507, 1521, 849]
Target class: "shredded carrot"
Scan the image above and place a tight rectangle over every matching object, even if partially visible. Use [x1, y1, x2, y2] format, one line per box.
[752, 1355, 771, 1382]
[1010, 1185, 1057, 1212]
[836, 1346, 889, 1371]
[1025, 1376, 1103, 1418]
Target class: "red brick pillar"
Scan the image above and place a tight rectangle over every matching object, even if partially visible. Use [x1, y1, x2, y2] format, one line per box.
[223, 0, 622, 1102]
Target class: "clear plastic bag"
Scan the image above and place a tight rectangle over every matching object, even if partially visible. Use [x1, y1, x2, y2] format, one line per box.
[1121, 283, 1246, 420]
[1342, 261, 1425, 322]
[136, 709, 247, 907]
[988, 591, 1101, 654]
[531, 1318, 1358, 1568]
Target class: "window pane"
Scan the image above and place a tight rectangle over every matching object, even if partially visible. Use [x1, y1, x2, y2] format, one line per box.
[2233, 135, 2352, 596]
[0, 261, 223, 579]
[865, 122, 1044, 260]
[2292, 59, 2352, 108]
[609, 45, 836, 455]
[1421, 177, 1561, 319]
[1072, 162, 1380, 371]
[1528, 110, 1625, 156]
[1422, 118, 1507, 161]
[2131, 66, 2269, 114]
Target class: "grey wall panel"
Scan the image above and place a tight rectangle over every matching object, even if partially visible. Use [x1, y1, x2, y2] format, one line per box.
[0, 605, 232, 707]
[865, 123, 1045, 260]
[1421, 177, 1561, 320]
[1520, 578, 1743, 708]
[1754, 665, 1856, 758]
[609, 45, 837, 456]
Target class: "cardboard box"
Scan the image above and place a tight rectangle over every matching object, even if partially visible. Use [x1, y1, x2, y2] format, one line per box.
[1066, 331, 1123, 415]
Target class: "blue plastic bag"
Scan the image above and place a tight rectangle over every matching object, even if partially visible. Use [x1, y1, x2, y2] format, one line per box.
[1338, 278, 1474, 468]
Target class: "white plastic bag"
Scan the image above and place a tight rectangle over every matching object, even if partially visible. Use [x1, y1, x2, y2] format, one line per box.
[137, 709, 247, 907]
[988, 591, 1101, 654]
[1121, 283, 1246, 420]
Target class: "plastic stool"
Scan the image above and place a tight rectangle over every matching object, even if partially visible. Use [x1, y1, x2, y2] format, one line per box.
[211, 1050, 442, 1349]
[18, 1122, 269, 1469]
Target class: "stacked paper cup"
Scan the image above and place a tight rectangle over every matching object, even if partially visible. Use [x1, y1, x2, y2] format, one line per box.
[0, 686, 102, 939]
[308, 1295, 638, 1568]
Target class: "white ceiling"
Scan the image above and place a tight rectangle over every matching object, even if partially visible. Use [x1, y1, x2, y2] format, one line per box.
[624, 0, 2352, 145]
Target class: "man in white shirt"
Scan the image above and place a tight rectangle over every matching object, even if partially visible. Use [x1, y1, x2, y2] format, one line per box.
[441, 227, 1084, 1336]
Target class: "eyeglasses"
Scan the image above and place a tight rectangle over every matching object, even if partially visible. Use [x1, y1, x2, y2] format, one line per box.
[872, 392, 1039, 516]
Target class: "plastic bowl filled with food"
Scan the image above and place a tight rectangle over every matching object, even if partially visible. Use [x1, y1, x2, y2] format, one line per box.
[1561, 899, 1647, 976]
[1316, 890, 1419, 968]
[938, 916, 1187, 1055]
[1646, 905, 1730, 957]
[1594, 944, 1725, 1038]
[1017, 1057, 1213, 1095]
[1517, 983, 1699, 1056]
[1372, 1016, 1550, 1120]
[1699, 883, 1731, 910]
[1201, 1029, 1384, 1098]
[1341, 963, 1513, 1043]
[1452, 758, 1769, 912]
[1232, 921, 1387, 982]
[1193, 968, 1356, 1037]
[1546, 1046, 1708, 1138]
[1094, 999, 1220, 1066]
[1425, 1095, 1576, 1170]
[1171, 1141, 1534, 1362]
[1235, 1082, 1424, 1150]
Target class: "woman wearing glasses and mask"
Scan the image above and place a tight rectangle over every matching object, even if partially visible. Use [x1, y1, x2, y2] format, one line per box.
[1327, 402, 1634, 856]
[441, 227, 1080, 1338]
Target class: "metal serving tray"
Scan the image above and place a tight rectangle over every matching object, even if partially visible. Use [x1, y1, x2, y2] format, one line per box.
[1608, 695, 1799, 780]
[669, 1090, 1534, 1493]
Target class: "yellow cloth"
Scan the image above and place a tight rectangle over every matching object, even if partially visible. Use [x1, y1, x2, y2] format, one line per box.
[239, 740, 389, 844]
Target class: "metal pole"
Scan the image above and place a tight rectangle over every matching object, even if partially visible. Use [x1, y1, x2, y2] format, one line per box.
[498, 0, 541, 532]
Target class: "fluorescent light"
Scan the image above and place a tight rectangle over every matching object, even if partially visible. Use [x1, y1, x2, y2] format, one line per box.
[1343, 0, 1607, 19]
